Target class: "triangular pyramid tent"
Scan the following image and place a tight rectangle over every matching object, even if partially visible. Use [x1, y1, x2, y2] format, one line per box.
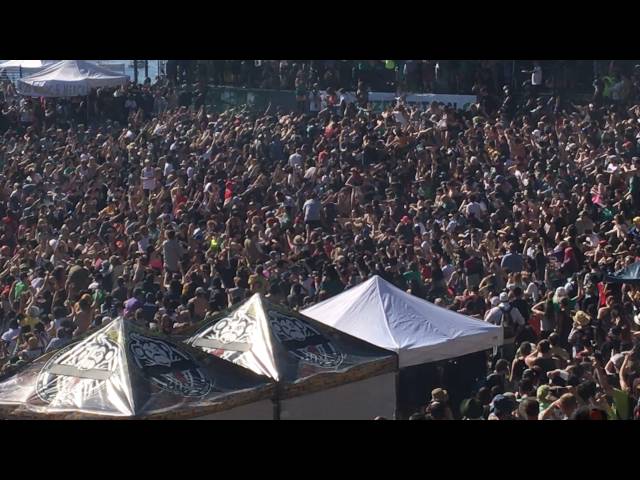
[302, 275, 502, 368]
[605, 261, 640, 284]
[16, 60, 129, 98]
[186, 294, 398, 419]
[0, 318, 275, 420]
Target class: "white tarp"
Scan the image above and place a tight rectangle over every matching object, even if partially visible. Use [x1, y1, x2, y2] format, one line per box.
[0, 60, 58, 70]
[302, 275, 502, 368]
[16, 60, 128, 97]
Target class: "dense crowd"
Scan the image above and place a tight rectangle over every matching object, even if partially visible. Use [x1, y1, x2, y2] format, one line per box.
[1, 61, 640, 419]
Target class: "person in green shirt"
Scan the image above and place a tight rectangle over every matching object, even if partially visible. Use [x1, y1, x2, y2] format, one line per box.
[402, 261, 422, 286]
[11, 272, 29, 303]
[593, 352, 637, 420]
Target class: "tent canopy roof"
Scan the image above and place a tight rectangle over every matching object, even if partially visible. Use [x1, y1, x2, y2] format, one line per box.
[16, 60, 128, 97]
[605, 261, 640, 284]
[0, 60, 58, 69]
[0, 318, 273, 419]
[302, 275, 502, 368]
[186, 294, 396, 390]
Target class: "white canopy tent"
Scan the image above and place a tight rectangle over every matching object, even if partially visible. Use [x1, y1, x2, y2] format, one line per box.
[0, 60, 58, 70]
[16, 60, 128, 98]
[302, 275, 503, 368]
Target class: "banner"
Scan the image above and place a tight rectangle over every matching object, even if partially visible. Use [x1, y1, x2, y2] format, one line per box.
[320, 91, 477, 112]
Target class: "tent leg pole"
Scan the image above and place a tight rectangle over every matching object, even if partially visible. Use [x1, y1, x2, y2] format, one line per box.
[273, 384, 281, 420]
[395, 370, 401, 420]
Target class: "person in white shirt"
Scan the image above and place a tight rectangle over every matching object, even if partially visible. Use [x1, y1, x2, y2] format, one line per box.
[441, 260, 455, 284]
[288, 149, 303, 170]
[485, 292, 525, 359]
[532, 63, 542, 86]
[141, 159, 156, 195]
[1, 320, 20, 358]
[485, 292, 526, 326]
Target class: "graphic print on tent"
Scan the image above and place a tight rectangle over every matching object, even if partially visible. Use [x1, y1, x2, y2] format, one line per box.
[195, 310, 255, 362]
[267, 310, 345, 368]
[191, 302, 345, 369]
[36, 331, 119, 404]
[128, 332, 213, 397]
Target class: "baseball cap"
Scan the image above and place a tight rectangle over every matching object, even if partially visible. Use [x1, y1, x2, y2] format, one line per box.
[491, 394, 516, 415]
[499, 292, 509, 303]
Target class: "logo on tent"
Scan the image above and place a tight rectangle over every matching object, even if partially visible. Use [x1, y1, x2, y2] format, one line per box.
[268, 310, 344, 369]
[128, 333, 212, 397]
[36, 332, 119, 404]
[192, 310, 255, 363]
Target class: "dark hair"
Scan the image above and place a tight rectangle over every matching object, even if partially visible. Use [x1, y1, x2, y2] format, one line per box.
[519, 379, 534, 395]
[538, 340, 551, 354]
[519, 398, 540, 419]
[577, 380, 597, 401]
[477, 386, 491, 405]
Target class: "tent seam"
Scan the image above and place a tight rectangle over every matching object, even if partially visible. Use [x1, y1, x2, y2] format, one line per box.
[374, 278, 401, 350]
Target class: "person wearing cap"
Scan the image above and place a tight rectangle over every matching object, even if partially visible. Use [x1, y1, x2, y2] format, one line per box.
[488, 394, 517, 420]
[485, 291, 525, 360]
[629, 216, 640, 240]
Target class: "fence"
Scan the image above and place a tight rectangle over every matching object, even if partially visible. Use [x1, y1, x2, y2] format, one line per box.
[204, 86, 478, 113]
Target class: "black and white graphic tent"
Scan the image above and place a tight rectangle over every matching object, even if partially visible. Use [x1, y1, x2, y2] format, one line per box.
[0, 318, 274, 420]
[185, 294, 398, 419]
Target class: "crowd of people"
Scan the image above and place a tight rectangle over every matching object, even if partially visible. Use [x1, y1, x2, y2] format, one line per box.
[172, 60, 640, 101]
[1, 60, 640, 420]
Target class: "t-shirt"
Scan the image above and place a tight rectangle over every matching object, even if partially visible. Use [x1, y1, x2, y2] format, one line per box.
[288, 153, 303, 170]
[1, 327, 20, 354]
[162, 238, 182, 272]
[532, 65, 542, 86]
[501, 252, 524, 273]
[303, 199, 321, 222]
[141, 166, 156, 191]
[142, 302, 158, 324]
[124, 297, 142, 316]
[13, 281, 27, 301]
[611, 388, 632, 420]
[402, 270, 422, 285]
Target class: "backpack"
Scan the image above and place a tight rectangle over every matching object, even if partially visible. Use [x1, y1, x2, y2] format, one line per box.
[500, 305, 516, 339]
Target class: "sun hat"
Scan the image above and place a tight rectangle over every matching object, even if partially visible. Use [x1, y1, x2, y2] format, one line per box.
[431, 388, 449, 403]
[573, 310, 592, 327]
